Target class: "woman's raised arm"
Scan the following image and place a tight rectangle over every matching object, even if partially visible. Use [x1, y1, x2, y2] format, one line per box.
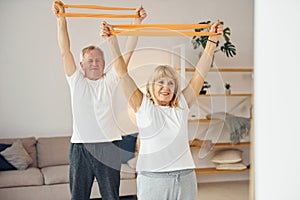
[182, 20, 223, 108]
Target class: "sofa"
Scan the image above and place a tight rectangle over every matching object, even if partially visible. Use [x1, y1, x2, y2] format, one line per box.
[0, 136, 137, 200]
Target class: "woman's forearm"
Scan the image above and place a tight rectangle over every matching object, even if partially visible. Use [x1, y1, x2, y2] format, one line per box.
[195, 42, 215, 79]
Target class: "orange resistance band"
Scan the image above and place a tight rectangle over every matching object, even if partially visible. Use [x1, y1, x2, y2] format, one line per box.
[63, 4, 136, 11]
[110, 24, 220, 36]
[55, 1, 138, 18]
[112, 24, 212, 30]
[58, 13, 138, 18]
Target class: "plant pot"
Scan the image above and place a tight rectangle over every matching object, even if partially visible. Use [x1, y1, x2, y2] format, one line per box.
[225, 89, 231, 95]
[200, 90, 207, 95]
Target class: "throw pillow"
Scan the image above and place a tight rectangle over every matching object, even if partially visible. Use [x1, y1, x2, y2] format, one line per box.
[119, 133, 138, 163]
[211, 149, 242, 164]
[127, 156, 137, 169]
[0, 140, 33, 170]
[215, 162, 247, 170]
[0, 143, 11, 152]
[0, 144, 17, 171]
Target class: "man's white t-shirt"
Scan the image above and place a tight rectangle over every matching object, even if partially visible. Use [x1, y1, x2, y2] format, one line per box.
[135, 94, 195, 172]
[66, 68, 122, 143]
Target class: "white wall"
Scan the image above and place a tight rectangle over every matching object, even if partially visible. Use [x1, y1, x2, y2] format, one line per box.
[0, 0, 253, 138]
[255, 0, 300, 199]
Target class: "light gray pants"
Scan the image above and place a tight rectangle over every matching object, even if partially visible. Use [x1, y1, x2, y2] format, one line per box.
[137, 169, 197, 200]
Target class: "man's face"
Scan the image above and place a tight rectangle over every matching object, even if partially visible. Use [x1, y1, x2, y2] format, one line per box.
[80, 49, 105, 80]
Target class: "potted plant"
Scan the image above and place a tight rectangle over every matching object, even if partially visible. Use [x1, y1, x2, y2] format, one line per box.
[224, 82, 231, 95]
[200, 81, 211, 95]
[191, 21, 237, 58]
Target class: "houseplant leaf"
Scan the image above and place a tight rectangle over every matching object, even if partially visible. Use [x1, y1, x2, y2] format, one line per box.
[191, 20, 237, 58]
[220, 41, 236, 57]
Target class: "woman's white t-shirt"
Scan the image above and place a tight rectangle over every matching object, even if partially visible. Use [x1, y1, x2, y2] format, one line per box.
[66, 68, 122, 143]
[135, 94, 195, 172]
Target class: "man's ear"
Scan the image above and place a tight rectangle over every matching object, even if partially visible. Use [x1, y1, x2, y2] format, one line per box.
[80, 62, 84, 68]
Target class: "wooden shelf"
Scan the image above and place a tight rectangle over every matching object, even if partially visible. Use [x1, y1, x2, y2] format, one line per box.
[213, 142, 251, 149]
[188, 119, 224, 123]
[195, 167, 250, 174]
[198, 93, 252, 97]
[190, 139, 250, 149]
[176, 67, 253, 72]
[210, 68, 253, 72]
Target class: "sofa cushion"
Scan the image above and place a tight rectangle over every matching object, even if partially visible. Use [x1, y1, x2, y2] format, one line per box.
[0, 167, 43, 188]
[0, 140, 33, 170]
[0, 137, 37, 167]
[41, 165, 69, 185]
[0, 144, 17, 171]
[127, 156, 137, 170]
[0, 144, 11, 152]
[120, 164, 136, 179]
[37, 136, 71, 168]
[41, 164, 135, 185]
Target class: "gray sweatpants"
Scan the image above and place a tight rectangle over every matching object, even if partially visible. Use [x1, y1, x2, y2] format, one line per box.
[69, 142, 121, 200]
[137, 169, 197, 200]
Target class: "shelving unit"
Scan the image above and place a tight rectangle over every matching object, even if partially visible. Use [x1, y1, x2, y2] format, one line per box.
[180, 67, 253, 176]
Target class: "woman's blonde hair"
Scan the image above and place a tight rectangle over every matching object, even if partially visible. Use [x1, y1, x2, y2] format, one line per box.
[146, 65, 181, 108]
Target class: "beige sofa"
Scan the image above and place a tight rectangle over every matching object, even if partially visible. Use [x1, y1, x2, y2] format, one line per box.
[0, 136, 137, 200]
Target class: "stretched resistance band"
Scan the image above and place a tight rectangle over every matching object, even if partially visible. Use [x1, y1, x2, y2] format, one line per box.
[110, 24, 220, 36]
[55, 0, 138, 18]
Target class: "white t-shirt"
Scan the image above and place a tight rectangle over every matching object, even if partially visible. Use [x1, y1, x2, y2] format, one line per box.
[135, 94, 195, 172]
[66, 68, 122, 143]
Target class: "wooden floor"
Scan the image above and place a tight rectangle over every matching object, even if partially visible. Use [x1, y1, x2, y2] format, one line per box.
[94, 180, 249, 200]
[197, 181, 249, 200]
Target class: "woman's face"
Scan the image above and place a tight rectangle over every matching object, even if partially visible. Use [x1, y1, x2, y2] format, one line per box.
[153, 76, 176, 106]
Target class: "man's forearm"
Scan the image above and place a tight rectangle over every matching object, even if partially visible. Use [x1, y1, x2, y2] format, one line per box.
[108, 36, 128, 78]
[57, 17, 71, 55]
[123, 17, 142, 66]
[123, 36, 138, 66]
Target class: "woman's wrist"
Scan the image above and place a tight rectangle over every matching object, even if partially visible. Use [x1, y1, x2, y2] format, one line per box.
[207, 39, 219, 46]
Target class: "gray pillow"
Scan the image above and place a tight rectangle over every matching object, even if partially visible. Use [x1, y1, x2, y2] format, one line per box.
[0, 140, 33, 170]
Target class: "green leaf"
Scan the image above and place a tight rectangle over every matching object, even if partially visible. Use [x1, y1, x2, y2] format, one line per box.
[223, 27, 231, 42]
[220, 41, 237, 57]
[191, 20, 237, 57]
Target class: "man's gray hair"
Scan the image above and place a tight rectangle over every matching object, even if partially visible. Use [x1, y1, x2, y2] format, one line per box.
[80, 45, 104, 62]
